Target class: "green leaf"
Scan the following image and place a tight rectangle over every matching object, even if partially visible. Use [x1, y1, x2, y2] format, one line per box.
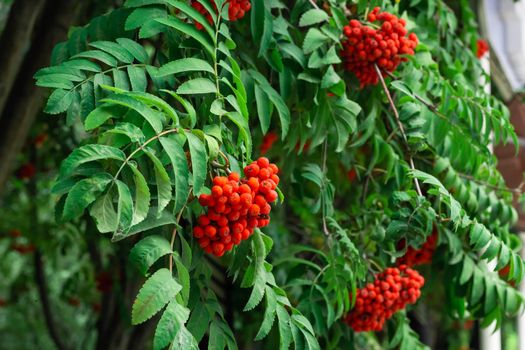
[155, 17, 214, 56]
[124, 207, 177, 238]
[128, 162, 151, 226]
[185, 132, 208, 196]
[45, 89, 75, 115]
[255, 287, 277, 341]
[144, 149, 172, 215]
[129, 235, 173, 276]
[159, 137, 190, 213]
[299, 9, 329, 27]
[90, 40, 134, 63]
[254, 84, 272, 134]
[73, 50, 119, 67]
[84, 105, 116, 130]
[154, 300, 196, 350]
[164, 0, 216, 38]
[63, 173, 113, 220]
[131, 268, 182, 325]
[176, 78, 216, 95]
[250, 70, 290, 137]
[225, 111, 252, 157]
[117, 38, 150, 63]
[276, 304, 293, 350]
[104, 122, 146, 143]
[161, 90, 197, 128]
[127, 91, 179, 125]
[102, 93, 164, 133]
[60, 144, 125, 177]
[157, 58, 214, 77]
[90, 179, 133, 233]
[128, 66, 148, 92]
[302, 28, 329, 54]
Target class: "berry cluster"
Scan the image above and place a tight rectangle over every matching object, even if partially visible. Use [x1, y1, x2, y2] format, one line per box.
[344, 265, 424, 332]
[190, 0, 251, 30]
[340, 7, 418, 87]
[397, 232, 438, 267]
[194, 157, 279, 257]
[260, 132, 278, 155]
[476, 39, 489, 59]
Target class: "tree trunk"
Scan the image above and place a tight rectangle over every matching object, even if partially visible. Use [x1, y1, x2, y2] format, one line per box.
[0, 0, 47, 119]
[0, 0, 90, 192]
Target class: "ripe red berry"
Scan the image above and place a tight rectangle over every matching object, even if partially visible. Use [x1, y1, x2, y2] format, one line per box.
[257, 157, 270, 168]
[194, 158, 279, 256]
[244, 163, 260, 177]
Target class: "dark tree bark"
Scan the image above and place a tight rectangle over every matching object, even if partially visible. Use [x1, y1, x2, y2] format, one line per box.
[0, 0, 90, 192]
[0, 0, 47, 119]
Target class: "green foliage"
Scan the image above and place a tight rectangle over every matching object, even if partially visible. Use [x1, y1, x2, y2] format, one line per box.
[28, 0, 525, 348]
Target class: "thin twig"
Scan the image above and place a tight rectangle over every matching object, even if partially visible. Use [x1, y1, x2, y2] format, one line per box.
[457, 172, 525, 195]
[308, 0, 320, 10]
[374, 64, 423, 197]
[169, 205, 187, 273]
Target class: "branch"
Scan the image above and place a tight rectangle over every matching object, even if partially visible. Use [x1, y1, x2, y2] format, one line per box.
[34, 250, 69, 350]
[308, 0, 321, 10]
[374, 64, 423, 196]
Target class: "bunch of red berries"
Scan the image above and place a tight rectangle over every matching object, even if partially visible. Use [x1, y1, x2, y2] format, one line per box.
[190, 0, 251, 30]
[194, 157, 279, 257]
[344, 265, 424, 332]
[340, 7, 418, 87]
[397, 232, 438, 267]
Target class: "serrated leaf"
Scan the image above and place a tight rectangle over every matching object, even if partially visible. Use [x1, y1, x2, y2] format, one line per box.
[104, 122, 145, 143]
[250, 70, 290, 138]
[302, 28, 329, 54]
[177, 78, 216, 95]
[60, 144, 125, 177]
[84, 105, 116, 130]
[63, 173, 113, 221]
[125, 7, 167, 31]
[128, 65, 148, 92]
[157, 58, 214, 77]
[254, 84, 272, 134]
[175, 256, 190, 305]
[45, 89, 75, 115]
[90, 41, 134, 63]
[132, 268, 182, 325]
[255, 287, 277, 340]
[90, 191, 118, 233]
[154, 300, 196, 350]
[159, 137, 190, 213]
[73, 50, 119, 67]
[129, 235, 172, 276]
[276, 304, 292, 350]
[128, 162, 151, 226]
[185, 132, 207, 196]
[155, 16, 214, 56]
[102, 93, 164, 133]
[144, 149, 172, 215]
[117, 38, 149, 63]
[122, 207, 176, 239]
[116, 179, 134, 230]
[299, 9, 329, 27]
